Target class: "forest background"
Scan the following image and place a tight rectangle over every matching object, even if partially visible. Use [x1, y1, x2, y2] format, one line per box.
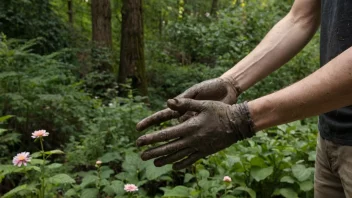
[0, 0, 320, 197]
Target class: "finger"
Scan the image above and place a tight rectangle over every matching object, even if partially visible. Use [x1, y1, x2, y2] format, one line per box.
[167, 98, 205, 113]
[140, 138, 192, 161]
[136, 108, 180, 131]
[173, 152, 204, 170]
[176, 85, 199, 99]
[178, 111, 196, 123]
[136, 122, 196, 147]
[154, 147, 194, 167]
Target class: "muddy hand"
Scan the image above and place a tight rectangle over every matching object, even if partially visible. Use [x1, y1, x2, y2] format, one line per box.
[136, 98, 255, 170]
[136, 78, 240, 131]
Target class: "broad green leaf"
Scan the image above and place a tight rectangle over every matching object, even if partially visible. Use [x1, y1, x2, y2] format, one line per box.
[122, 152, 145, 173]
[222, 196, 238, 198]
[115, 171, 139, 184]
[198, 179, 212, 190]
[280, 176, 295, 184]
[26, 165, 41, 172]
[226, 155, 241, 167]
[250, 166, 273, 182]
[80, 175, 99, 188]
[234, 186, 256, 198]
[47, 163, 63, 169]
[100, 152, 122, 163]
[64, 189, 77, 197]
[308, 151, 316, 161]
[30, 152, 42, 158]
[45, 149, 64, 155]
[272, 188, 298, 198]
[105, 180, 125, 196]
[198, 169, 210, 180]
[30, 159, 49, 165]
[0, 115, 14, 123]
[250, 156, 266, 167]
[162, 186, 191, 197]
[0, 128, 7, 136]
[81, 188, 99, 198]
[184, 173, 194, 183]
[2, 184, 29, 198]
[101, 168, 114, 179]
[103, 185, 115, 196]
[48, 174, 75, 184]
[145, 160, 172, 180]
[292, 164, 311, 182]
[299, 180, 313, 191]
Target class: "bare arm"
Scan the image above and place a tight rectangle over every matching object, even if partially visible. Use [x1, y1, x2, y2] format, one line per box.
[136, 48, 352, 170]
[136, 0, 321, 132]
[221, 0, 321, 92]
[249, 47, 352, 131]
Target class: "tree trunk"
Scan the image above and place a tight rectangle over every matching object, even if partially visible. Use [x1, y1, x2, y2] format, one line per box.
[210, 0, 219, 17]
[91, 0, 112, 71]
[119, 0, 148, 97]
[67, 0, 73, 25]
[91, 0, 112, 48]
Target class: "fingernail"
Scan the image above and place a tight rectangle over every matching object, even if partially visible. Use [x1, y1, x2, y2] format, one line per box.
[154, 160, 163, 167]
[141, 152, 150, 161]
[167, 99, 175, 104]
[136, 137, 144, 146]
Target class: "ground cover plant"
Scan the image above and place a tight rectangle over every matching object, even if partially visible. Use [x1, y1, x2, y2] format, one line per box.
[0, 0, 320, 197]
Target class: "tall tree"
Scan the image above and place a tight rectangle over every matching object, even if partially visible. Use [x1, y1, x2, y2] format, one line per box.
[119, 0, 148, 96]
[67, 0, 73, 25]
[210, 0, 219, 17]
[91, 0, 112, 71]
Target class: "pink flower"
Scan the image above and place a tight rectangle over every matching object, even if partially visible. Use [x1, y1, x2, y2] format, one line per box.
[124, 184, 138, 192]
[223, 176, 232, 182]
[31, 130, 49, 139]
[13, 152, 31, 167]
[96, 160, 102, 165]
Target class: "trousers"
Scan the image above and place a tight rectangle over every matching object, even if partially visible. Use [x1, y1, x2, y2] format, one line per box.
[314, 135, 352, 197]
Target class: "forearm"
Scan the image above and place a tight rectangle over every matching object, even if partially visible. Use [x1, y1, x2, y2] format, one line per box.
[248, 47, 352, 131]
[221, 11, 319, 92]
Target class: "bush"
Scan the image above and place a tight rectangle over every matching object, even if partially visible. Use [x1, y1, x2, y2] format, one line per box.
[160, 0, 292, 67]
[0, 0, 70, 54]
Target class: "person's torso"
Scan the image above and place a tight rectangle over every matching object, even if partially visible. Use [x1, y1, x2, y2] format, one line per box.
[319, 0, 352, 145]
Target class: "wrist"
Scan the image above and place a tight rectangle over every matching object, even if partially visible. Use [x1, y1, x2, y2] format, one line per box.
[228, 102, 256, 139]
[219, 76, 242, 96]
[247, 98, 278, 132]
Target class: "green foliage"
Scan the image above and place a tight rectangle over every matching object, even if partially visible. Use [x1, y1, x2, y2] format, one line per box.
[0, 36, 91, 149]
[156, 121, 316, 198]
[0, 115, 21, 163]
[159, 0, 290, 66]
[0, 0, 320, 197]
[0, 0, 70, 53]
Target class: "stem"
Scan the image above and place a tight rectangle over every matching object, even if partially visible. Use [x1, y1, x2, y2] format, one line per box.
[96, 166, 101, 190]
[40, 137, 45, 198]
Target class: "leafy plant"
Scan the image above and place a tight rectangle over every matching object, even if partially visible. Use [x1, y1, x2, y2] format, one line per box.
[0, 130, 75, 198]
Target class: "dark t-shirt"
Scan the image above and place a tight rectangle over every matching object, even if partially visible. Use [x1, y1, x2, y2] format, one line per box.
[319, 0, 352, 145]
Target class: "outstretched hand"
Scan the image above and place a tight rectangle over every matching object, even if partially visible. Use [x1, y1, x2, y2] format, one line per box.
[136, 98, 255, 170]
[136, 78, 240, 131]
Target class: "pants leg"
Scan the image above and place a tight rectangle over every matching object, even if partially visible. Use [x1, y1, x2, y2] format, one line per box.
[336, 142, 352, 197]
[314, 136, 345, 198]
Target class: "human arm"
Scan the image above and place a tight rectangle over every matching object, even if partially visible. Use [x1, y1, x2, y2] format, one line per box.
[249, 46, 352, 131]
[136, 46, 352, 170]
[136, 0, 321, 131]
[221, 0, 321, 91]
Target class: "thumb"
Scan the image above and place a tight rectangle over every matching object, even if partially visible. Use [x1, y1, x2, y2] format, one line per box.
[167, 98, 204, 113]
[176, 86, 198, 99]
